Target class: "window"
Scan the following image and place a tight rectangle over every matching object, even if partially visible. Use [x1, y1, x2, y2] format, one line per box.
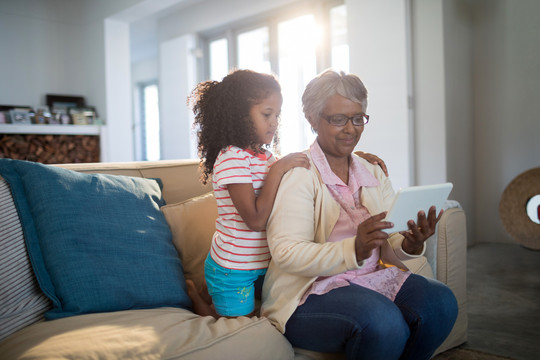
[277, 14, 318, 154]
[238, 26, 271, 73]
[330, 4, 349, 73]
[209, 38, 229, 81]
[202, 1, 347, 155]
[135, 82, 161, 161]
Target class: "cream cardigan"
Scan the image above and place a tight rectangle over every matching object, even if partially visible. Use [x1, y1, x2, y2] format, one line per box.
[261, 152, 431, 333]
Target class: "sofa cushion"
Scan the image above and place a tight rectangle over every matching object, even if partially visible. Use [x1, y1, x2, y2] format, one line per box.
[0, 178, 52, 342]
[0, 159, 191, 320]
[0, 308, 294, 360]
[161, 192, 218, 290]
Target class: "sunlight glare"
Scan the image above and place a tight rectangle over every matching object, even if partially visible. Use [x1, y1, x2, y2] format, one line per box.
[277, 15, 318, 155]
[279, 15, 322, 55]
[238, 27, 271, 73]
[144, 84, 160, 161]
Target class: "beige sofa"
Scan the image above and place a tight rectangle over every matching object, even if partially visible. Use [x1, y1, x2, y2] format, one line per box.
[0, 159, 467, 359]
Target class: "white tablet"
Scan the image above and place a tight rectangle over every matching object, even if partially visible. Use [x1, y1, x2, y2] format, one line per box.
[383, 183, 453, 233]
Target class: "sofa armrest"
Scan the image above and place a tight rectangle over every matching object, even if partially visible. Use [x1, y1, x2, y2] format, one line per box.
[433, 203, 468, 353]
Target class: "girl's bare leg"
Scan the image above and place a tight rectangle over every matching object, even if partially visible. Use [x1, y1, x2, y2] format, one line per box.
[186, 279, 220, 318]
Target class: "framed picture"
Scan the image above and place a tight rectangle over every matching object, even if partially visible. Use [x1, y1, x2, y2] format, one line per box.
[0, 105, 32, 112]
[9, 109, 32, 124]
[46, 94, 85, 110]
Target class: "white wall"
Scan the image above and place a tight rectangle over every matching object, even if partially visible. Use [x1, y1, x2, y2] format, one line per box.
[157, 0, 299, 43]
[472, 0, 540, 244]
[131, 58, 158, 161]
[132, 58, 159, 84]
[411, 0, 476, 244]
[104, 19, 133, 162]
[347, 0, 411, 191]
[411, 0, 447, 186]
[412, 0, 540, 245]
[0, 0, 150, 121]
[159, 35, 197, 159]
[441, 0, 475, 244]
[0, 0, 86, 107]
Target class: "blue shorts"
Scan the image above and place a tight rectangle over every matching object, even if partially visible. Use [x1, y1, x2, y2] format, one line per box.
[204, 254, 266, 317]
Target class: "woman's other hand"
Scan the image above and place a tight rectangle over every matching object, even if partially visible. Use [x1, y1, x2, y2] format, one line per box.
[272, 152, 310, 176]
[354, 151, 388, 176]
[355, 212, 394, 262]
[400, 206, 443, 255]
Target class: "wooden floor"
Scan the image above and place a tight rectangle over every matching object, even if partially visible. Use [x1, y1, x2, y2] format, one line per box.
[458, 243, 540, 360]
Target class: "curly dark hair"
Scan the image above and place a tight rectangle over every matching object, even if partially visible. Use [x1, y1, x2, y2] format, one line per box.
[188, 69, 282, 184]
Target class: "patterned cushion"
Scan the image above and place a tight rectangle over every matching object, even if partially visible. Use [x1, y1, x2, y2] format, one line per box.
[0, 177, 51, 342]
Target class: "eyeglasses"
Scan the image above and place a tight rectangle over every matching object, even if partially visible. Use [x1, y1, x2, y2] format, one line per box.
[322, 113, 370, 127]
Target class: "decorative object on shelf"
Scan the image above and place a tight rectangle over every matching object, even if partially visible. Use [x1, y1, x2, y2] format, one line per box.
[60, 113, 71, 125]
[51, 108, 71, 125]
[70, 110, 87, 125]
[48, 112, 60, 124]
[0, 100, 103, 127]
[82, 108, 97, 124]
[0, 105, 34, 124]
[9, 109, 32, 124]
[69, 107, 96, 125]
[499, 167, 540, 250]
[32, 106, 52, 125]
[47, 95, 85, 126]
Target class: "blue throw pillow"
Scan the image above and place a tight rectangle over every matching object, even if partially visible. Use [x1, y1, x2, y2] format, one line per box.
[0, 159, 191, 319]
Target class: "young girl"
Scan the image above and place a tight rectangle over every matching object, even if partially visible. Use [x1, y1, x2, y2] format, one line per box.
[187, 69, 310, 317]
[187, 69, 387, 318]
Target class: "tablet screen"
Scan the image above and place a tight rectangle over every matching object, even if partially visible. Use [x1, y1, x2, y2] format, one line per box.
[383, 183, 453, 233]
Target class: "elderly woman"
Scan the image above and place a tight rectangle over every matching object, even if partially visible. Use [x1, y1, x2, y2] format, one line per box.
[261, 70, 458, 360]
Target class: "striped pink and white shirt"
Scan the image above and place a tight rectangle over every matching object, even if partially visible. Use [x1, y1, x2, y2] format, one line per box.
[210, 145, 276, 270]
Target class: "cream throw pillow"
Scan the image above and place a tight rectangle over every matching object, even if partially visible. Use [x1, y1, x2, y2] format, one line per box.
[161, 192, 218, 290]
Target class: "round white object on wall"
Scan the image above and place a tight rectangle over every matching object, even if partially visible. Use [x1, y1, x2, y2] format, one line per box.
[526, 195, 540, 225]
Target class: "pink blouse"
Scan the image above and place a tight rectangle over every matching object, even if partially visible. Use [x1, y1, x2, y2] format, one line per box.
[299, 142, 411, 305]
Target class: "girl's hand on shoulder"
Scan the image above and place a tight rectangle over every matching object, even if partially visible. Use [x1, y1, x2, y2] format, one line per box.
[400, 206, 443, 255]
[354, 151, 388, 177]
[272, 152, 310, 175]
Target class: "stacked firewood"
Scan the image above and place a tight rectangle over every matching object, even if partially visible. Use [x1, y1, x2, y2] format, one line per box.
[0, 134, 100, 164]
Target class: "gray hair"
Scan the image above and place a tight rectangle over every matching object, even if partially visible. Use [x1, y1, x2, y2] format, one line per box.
[302, 69, 368, 127]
